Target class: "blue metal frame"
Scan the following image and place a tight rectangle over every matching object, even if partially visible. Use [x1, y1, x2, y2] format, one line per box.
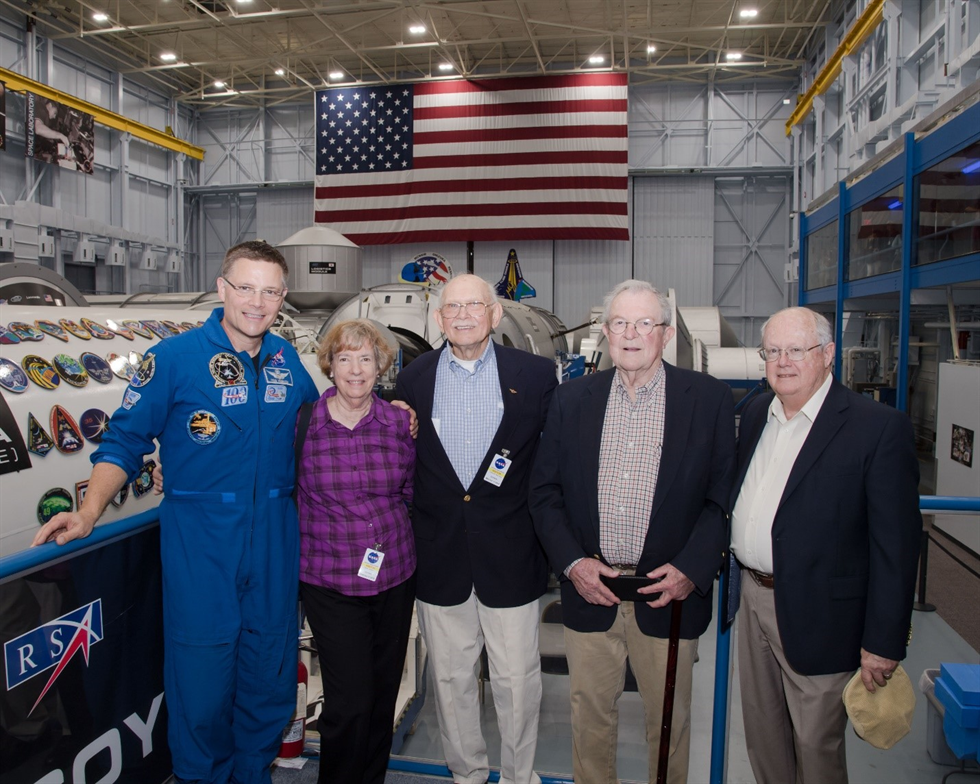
[798, 100, 980, 413]
[709, 494, 980, 784]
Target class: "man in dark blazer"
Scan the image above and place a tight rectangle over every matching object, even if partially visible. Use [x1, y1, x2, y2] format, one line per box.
[395, 274, 557, 784]
[729, 306, 921, 784]
[529, 280, 735, 784]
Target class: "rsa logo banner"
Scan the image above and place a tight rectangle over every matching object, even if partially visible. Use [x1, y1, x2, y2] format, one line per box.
[4, 599, 104, 713]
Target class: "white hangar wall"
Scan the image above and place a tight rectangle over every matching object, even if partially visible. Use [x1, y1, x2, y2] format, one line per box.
[192, 80, 795, 345]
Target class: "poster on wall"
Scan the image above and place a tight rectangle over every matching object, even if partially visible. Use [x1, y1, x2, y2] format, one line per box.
[25, 92, 95, 173]
[0, 80, 6, 150]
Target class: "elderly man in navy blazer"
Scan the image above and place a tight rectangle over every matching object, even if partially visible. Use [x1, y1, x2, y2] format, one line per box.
[530, 280, 735, 784]
[729, 306, 921, 784]
[395, 274, 557, 784]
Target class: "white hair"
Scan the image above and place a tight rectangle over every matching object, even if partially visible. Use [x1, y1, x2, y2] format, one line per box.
[760, 307, 834, 346]
[442, 273, 499, 307]
[600, 280, 673, 326]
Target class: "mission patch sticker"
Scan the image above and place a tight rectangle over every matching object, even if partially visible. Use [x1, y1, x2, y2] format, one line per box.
[187, 410, 221, 445]
[37, 488, 73, 524]
[51, 406, 84, 454]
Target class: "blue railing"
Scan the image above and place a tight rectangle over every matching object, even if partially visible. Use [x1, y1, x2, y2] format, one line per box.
[0, 508, 160, 581]
[709, 494, 980, 784]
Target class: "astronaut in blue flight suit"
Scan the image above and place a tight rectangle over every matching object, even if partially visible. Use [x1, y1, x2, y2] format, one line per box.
[34, 241, 319, 784]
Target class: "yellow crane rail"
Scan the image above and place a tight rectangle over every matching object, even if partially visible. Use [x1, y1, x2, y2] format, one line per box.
[0, 67, 205, 161]
[785, 0, 885, 136]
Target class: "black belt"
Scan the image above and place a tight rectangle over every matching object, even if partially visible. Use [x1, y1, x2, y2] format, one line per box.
[745, 567, 774, 589]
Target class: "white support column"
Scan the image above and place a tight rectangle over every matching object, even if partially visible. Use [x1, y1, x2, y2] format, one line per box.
[814, 95, 826, 196]
[120, 132, 131, 293]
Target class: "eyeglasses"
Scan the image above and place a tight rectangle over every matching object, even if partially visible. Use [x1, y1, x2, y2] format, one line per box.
[606, 318, 667, 335]
[222, 278, 285, 302]
[441, 301, 489, 318]
[758, 344, 823, 362]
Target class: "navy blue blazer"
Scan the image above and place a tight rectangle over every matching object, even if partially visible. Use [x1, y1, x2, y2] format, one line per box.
[728, 379, 922, 675]
[529, 363, 736, 640]
[395, 342, 558, 608]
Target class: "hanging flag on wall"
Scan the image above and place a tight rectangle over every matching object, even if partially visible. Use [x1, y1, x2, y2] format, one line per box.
[313, 74, 629, 244]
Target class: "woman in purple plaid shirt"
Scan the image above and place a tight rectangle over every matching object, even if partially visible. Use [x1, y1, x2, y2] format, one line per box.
[296, 319, 416, 784]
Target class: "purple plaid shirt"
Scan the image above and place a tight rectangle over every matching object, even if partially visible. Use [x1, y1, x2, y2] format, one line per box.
[297, 388, 416, 596]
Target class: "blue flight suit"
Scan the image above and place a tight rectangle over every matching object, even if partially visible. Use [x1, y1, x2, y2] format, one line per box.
[93, 308, 319, 784]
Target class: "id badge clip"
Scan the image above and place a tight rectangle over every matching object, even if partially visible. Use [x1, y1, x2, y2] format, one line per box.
[483, 450, 512, 487]
[357, 546, 384, 581]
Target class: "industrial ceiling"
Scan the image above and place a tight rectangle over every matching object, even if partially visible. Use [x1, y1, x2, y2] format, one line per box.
[12, 0, 833, 106]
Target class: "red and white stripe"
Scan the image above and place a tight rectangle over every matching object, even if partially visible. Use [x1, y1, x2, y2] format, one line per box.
[314, 74, 629, 245]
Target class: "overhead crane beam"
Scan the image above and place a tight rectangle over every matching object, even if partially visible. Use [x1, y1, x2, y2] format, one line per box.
[785, 0, 885, 136]
[0, 67, 205, 161]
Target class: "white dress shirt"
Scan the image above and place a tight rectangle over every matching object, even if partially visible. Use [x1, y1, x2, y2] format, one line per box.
[731, 373, 833, 574]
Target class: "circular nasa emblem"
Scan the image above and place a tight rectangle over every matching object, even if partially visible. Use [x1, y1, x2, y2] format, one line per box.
[106, 352, 136, 381]
[59, 319, 92, 340]
[37, 488, 73, 524]
[209, 353, 245, 387]
[21, 355, 61, 390]
[53, 353, 89, 387]
[79, 317, 115, 340]
[367, 551, 380, 564]
[0, 357, 30, 394]
[35, 319, 69, 342]
[79, 408, 111, 443]
[187, 410, 221, 445]
[129, 354, 156, 388]
[121, 320, 152, 339]
[81, 352, 114, 384]
[494, 457, 507, 469]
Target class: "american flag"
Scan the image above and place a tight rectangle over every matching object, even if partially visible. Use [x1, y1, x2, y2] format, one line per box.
[313, 74, 629, 244]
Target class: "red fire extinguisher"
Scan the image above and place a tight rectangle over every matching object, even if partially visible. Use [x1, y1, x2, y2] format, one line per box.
[279, 659, 308, 758]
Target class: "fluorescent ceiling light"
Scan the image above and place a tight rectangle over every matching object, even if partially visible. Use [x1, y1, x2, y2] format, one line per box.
[739, 9, 759, 19]
[160, 52, 178, 62]
[92, 12, 109, 22]
[588, 55, 605, 64]
[647, 45, 657, 54]
[409, 24, 426, 34]
[329, 71, 345, 80]
[438, 63, 454, 72]
[726, 52, 743, 61]
[275, 68, 285, 76]
[783, 98, 792, 105]
[214, 80, 225, 88]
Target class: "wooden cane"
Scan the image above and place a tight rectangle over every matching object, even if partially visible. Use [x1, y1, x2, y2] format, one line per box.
[656, 600, 684, 784]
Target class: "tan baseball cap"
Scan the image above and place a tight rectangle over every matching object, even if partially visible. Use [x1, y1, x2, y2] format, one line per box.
[842, 664, 915, 750]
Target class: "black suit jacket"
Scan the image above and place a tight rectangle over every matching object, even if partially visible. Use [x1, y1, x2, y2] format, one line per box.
[395, 342, 558, 608]
[730, 380, 922, 675]
[529, 363, 736, 639]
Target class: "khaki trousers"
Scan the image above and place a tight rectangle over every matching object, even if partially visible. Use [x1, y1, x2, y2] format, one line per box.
[417, 591, 543, 784]
[565, 601, 697, 784]
[738, 573, 852, 784]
